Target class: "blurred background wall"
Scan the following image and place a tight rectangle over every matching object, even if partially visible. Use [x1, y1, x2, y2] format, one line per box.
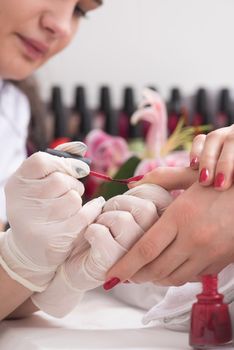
[36, 0, 234, 107]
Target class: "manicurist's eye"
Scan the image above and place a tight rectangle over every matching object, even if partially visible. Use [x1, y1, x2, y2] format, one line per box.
[74, 5, 86, 18]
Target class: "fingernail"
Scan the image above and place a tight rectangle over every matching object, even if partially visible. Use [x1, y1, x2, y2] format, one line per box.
[214, 173, 225, 188]
[75, 141, 88, 155]
[199, 168, 209, 183]
[96, 196, 105, 205]
[127, 175, 144, 183]
[103, 277, 120, 291]
[190, 157, 199, 168]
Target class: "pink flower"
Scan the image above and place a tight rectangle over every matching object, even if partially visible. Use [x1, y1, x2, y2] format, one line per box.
[85, 129, 131, 176]
[131, 88, 190, 197]
[131, 88, 168, 158]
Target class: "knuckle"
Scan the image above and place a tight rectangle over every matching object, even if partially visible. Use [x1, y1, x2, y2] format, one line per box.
[216, 158, 231, 172]
[177, 198, 198, 226]
[115, 210, 132, 223]
[191, 226, 213, 247]
[49, 172, 65, 188]
[206, 130, 220, 141]
[167, 274, 185, 286]
[205, 132, 214, 143]
[193, 134, 206, 145]
[75, 180, 85, 196]
[29, 151, 48, 168]
[225, 132, 234, 144]
[137, 238, 156, 263]
[67, 189, 82, 206]
[143, 200, 156, 215]
[131, 206, 142, 219]
[210, 241, 227, 260]
[150, 267, 166, 281]
[229, 124, 234, 133]
[103, 196, 121, 212]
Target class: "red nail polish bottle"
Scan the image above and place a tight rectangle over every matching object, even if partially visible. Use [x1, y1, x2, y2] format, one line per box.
[189, 275, 232, 348]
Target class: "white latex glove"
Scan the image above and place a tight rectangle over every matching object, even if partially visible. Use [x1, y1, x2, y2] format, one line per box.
[0, 142, 90, 292]
[32, 184, 172, 317]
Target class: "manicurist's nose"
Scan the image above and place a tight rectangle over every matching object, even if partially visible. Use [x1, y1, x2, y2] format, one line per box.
[41, 8, 73, 40]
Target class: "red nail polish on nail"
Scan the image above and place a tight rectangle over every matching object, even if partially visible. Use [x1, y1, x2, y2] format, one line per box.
[214, 173, 225, 188]
[103, 277, 120, 290]
[190, 157, 198, 168]
[189, 275, 232, 348]
[199, 168, 209, 182]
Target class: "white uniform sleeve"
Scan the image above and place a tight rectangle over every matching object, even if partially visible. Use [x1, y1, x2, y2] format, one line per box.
[0, 81, 30, 223]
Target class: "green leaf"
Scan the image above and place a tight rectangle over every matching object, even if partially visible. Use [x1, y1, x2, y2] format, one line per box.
[95, 156, 141, 200]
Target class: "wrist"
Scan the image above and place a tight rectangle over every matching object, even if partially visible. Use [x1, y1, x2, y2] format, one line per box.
[31, 265, 84, 317]
[0, 266, 33, 321]
[0, 230, 54, 292]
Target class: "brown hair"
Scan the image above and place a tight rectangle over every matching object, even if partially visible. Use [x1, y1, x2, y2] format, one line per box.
[12, 77, 47, 151]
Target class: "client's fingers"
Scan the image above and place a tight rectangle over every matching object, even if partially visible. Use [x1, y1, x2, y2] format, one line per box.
[129, 167, 198, 191]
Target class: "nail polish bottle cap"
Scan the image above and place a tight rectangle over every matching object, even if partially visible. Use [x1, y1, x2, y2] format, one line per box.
[73, 86, 92, 139]
[122, 87, 143, 139]
[51, 86, 68, 138]
[217, 88, 233, 124]
[168, 87, 182, 116]
[192, 87, 210, 125]
[99, 86, 118, 136]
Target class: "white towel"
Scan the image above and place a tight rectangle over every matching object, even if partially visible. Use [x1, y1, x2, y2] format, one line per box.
[112, 264, 234, 332]
[111, 282, 169, 311]
[143, 264, 234, 331]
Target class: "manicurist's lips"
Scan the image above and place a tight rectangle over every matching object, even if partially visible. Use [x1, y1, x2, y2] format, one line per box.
[16, 34, 49, 61]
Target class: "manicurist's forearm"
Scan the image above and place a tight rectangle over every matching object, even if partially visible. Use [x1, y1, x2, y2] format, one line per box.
[6, 297, 38, 319]
[0, 220, 5, 232]
[0, 266, 32, 321]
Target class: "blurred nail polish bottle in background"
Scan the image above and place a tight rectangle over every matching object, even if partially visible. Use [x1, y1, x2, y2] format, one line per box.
[49, 86, 70, 149]
[122, 87, 144, 153]
[215, 88, 233, 129]
[102, 86, 118, 135]
[167, 87, 188, 135]
[119, 86, 133, 139]
[190, 274, 232, 349]
[71, 86, 92, 141]
[191, 88, 210, 128]
[94, 86, 117, 135]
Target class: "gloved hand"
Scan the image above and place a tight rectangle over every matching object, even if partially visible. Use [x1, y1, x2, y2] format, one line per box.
[32, 184, 172, 317]
[0, 142, 91, 292]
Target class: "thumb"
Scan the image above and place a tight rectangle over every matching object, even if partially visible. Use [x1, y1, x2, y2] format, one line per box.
[84, 223, 127, 267]
[129, 167, 198, 191]
[55, 141, 87, 157]
[17, 151, 90, 180]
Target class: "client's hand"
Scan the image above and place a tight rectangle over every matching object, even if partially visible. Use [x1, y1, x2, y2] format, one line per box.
[32, 184, 172, 317]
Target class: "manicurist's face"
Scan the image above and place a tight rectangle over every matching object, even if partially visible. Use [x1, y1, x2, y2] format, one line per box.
[0, 0, 102, 80]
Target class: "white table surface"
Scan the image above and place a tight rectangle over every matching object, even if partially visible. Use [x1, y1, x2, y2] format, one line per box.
[0, 289, 233, 350]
